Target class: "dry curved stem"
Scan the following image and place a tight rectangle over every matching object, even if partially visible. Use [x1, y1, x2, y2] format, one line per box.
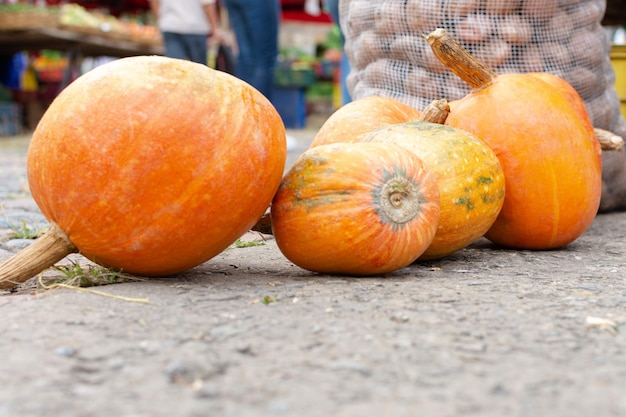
[595, 127, 624, 151]
[0, 222, 77, 290]
[419, 99, 450, 124]
[425, 28, 497, 91]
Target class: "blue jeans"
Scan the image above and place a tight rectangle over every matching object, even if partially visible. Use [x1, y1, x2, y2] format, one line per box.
[222, 0, 279, 101]
[323, 0, 351, 105]
[162, 32, 208, 65]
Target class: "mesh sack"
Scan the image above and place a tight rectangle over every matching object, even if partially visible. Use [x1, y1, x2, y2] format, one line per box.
[340, 0, 626, 212]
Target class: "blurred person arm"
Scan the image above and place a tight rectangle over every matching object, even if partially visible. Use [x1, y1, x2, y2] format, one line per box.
[149, 0, 159, 21]
[203, 0, 226, 42]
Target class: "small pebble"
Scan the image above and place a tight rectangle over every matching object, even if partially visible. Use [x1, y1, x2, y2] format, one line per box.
[55, 346, 78, 358]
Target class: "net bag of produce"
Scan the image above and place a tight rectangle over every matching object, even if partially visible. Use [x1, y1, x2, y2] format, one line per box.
[340, 0, 626, 212]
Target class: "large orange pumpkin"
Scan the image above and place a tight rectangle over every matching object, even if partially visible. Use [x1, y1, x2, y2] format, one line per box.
[527, 72, 601, 157]
[310, 96, 422, 147]
[0, 56, 286, 286]
[427, 29, 602, 250]
[271, 142, 440, 276]
[362, 120, 505, 259]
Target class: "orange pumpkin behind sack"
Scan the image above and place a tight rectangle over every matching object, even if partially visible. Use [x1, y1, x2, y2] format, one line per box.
[428, 29, 602, 250]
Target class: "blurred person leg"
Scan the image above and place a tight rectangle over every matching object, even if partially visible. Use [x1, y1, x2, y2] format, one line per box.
[162, 32, 187, 61]
[186, 34, 209, 65]
[162, 32, 208, 65]
[323, 0, 351, 105]
[339, 47, 351, 104]
[222, 0, 280, 101]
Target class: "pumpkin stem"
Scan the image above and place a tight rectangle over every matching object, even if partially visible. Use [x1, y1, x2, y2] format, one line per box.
[595, 128, 624, 151]
[0, 222, 77, 290]
[419, 99, 450, 124]
[425, 28, 497, 91]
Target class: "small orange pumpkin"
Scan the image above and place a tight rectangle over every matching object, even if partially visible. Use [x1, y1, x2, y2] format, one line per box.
[310, 96, 422, 147]
[270, 142, 440, 276]
[427, 28, 602, 250]
[363, 119, 505, 259]
[0, 55, 286, 287]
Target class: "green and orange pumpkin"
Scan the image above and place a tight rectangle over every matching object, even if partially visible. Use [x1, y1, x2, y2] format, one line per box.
[271, 142, 440, 275]
[363, 118, 505, 259]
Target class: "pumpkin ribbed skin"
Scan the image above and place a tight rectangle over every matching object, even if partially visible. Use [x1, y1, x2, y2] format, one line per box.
[270, 142, 440, 276]
[27, 56, 286, 276]
[528, 72, 601, 159]
[310, 96, 421, 147]
[446, 74, 602, 249]
[363, 121, 505, 259]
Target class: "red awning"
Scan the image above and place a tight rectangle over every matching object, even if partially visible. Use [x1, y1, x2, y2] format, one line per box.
[281, 0, 333, 23]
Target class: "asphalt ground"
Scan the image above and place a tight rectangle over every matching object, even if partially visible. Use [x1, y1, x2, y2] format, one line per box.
[1, 129, 626, 417]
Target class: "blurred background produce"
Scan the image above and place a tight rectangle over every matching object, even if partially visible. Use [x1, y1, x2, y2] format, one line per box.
[0, 0, 345, 135]
[0, 0, 625, 137]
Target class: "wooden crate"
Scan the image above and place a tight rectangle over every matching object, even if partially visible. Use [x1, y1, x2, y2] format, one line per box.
[0, 10, 58, 30]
